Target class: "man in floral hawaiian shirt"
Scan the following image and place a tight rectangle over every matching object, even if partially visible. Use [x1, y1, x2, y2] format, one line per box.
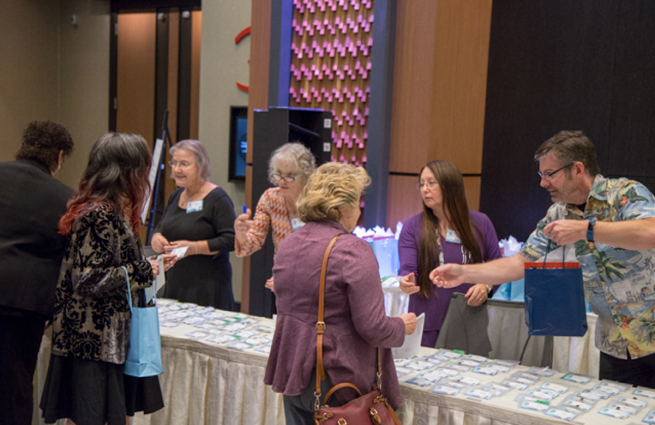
[430, 130, 655, 387]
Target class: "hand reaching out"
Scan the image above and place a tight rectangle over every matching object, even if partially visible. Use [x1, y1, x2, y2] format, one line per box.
[234, 209, 255, 241]
[429, 264, 466, 289]
[399, 272, 420, 295]
[265, 276, 275, 292]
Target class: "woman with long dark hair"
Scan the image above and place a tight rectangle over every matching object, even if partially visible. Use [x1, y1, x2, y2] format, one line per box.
[398, 160, 501, 347]
[40, 133, 174, 424]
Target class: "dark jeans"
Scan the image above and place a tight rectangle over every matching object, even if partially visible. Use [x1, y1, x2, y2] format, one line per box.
[283, 373, 342, 425]
[599, 350, 655, 388]
[0, 313, 47, 425]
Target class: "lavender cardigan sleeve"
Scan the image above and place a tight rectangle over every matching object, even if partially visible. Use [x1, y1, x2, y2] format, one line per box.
[340, 237, 406, 347]
[398, 213, 422, 277]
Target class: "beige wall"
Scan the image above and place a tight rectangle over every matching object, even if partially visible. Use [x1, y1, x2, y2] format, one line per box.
[56, 0, 111, 187]
[0, 0, 249, 302]
[199, 0, 251, 303]
[0, 0, 110, 188]
[0, 1, 60, 162]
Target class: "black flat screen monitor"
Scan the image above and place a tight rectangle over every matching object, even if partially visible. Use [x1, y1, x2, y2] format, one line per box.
[229, 106, 248, 182]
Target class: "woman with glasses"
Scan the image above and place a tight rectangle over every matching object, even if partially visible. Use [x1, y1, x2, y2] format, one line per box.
[234, 142, 316, 291]
[397, 160, 501, 347]
[151, 139, 237, 310]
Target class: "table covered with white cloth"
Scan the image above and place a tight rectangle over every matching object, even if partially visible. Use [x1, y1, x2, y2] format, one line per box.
[32, 301, 652, 425]
[382, 281, 600, 378]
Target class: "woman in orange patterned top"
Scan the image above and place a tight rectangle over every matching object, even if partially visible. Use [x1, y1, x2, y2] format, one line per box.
[234, 143, 316, 291]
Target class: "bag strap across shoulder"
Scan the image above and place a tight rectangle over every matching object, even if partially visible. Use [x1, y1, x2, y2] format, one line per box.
[314, 234, 383, 410]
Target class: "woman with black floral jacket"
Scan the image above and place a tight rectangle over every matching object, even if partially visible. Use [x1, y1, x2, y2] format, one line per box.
[40, 133, 176, 425]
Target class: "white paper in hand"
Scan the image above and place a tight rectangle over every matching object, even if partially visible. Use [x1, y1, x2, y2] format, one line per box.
[171, 246, 189, 258]
[392, 313, 425, 359]
[144, 255, 166, 303]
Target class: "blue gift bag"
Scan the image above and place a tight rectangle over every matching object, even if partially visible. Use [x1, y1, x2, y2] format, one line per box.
[121, 266, 163, 377]
[524, 243, 587, 337]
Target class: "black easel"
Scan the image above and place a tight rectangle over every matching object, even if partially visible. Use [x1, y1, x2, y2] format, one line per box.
[145, 110, 174, 245]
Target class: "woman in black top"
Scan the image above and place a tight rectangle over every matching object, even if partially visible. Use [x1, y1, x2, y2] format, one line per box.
[151, 139, 237, 310]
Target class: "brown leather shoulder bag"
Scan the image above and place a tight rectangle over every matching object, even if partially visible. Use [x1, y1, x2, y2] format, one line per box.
[313, 234, 402, 425]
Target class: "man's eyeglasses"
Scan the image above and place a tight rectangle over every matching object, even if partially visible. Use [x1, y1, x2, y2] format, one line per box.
[416, 181, 439, 190]
[272, 172, 302, 183]
[538, 163, 574, 181]
[168, 161, 193, 169]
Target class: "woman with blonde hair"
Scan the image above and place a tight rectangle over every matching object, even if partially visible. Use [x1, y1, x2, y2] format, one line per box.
[265, 162, 417, 424]
[234, 142, 316, 291]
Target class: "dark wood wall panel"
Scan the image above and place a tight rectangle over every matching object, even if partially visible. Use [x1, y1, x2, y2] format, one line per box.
[116, 13, 157, 142]
[242, 0, 272, 313]
[388, 0, 437, 174]
[481, 0, 655, 241]
[389, 0, 491, 176]
[481, 0, 621, 241]
[607, 1, 655, 179]
[189, 10, 202, 140]
[164, 10, 180, 202]
[386, 0, 491, 228]
[246, 0, 271, 165]
[428, 0, 491, 175]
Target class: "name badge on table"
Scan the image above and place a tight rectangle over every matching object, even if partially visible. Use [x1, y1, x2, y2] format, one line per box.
[291, 218, 305, 231]
[445, 229, 461, 243]
[186, 200, 203, 213]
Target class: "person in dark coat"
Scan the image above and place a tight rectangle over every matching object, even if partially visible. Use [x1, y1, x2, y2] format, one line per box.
[0, 120, 74, 425]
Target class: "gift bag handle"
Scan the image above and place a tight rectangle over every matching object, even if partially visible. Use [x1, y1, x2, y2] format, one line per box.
[542, 239, 566, 269]
[121, 266, 133, 313]
[121, 264, 157, 311]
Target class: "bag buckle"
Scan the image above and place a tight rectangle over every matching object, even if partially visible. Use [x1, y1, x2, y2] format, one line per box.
[314, 391, 321, 411]
[315, 321, 326, 333]
[369, 407, 382, 424]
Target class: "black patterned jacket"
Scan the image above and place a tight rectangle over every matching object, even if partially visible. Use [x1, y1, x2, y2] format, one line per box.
[50, 202, 153, 364]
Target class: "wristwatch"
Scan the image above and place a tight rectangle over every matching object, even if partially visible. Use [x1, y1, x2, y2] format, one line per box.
[485, 284, 493, 294]
[587, 219, 596, 242]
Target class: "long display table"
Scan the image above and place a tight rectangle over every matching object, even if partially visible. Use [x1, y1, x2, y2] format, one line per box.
[31, 301, 652, 425]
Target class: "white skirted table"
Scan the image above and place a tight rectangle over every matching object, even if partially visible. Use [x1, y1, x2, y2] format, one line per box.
[552, 313, 600, 378]
[382, 284, 601, 378]
[32, 303, 649, 425]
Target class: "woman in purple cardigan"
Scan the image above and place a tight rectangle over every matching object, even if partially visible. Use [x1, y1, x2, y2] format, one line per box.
[265, 162, 417, 425]
[399, 160, 501, 347]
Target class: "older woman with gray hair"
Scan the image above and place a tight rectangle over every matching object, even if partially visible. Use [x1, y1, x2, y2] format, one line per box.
[264, 162, 417, 424]
[234, 142, 316, 291]
[151, 139, 236, 310]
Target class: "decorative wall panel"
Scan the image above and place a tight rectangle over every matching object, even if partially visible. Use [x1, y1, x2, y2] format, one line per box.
[290, 0, 374, 166]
